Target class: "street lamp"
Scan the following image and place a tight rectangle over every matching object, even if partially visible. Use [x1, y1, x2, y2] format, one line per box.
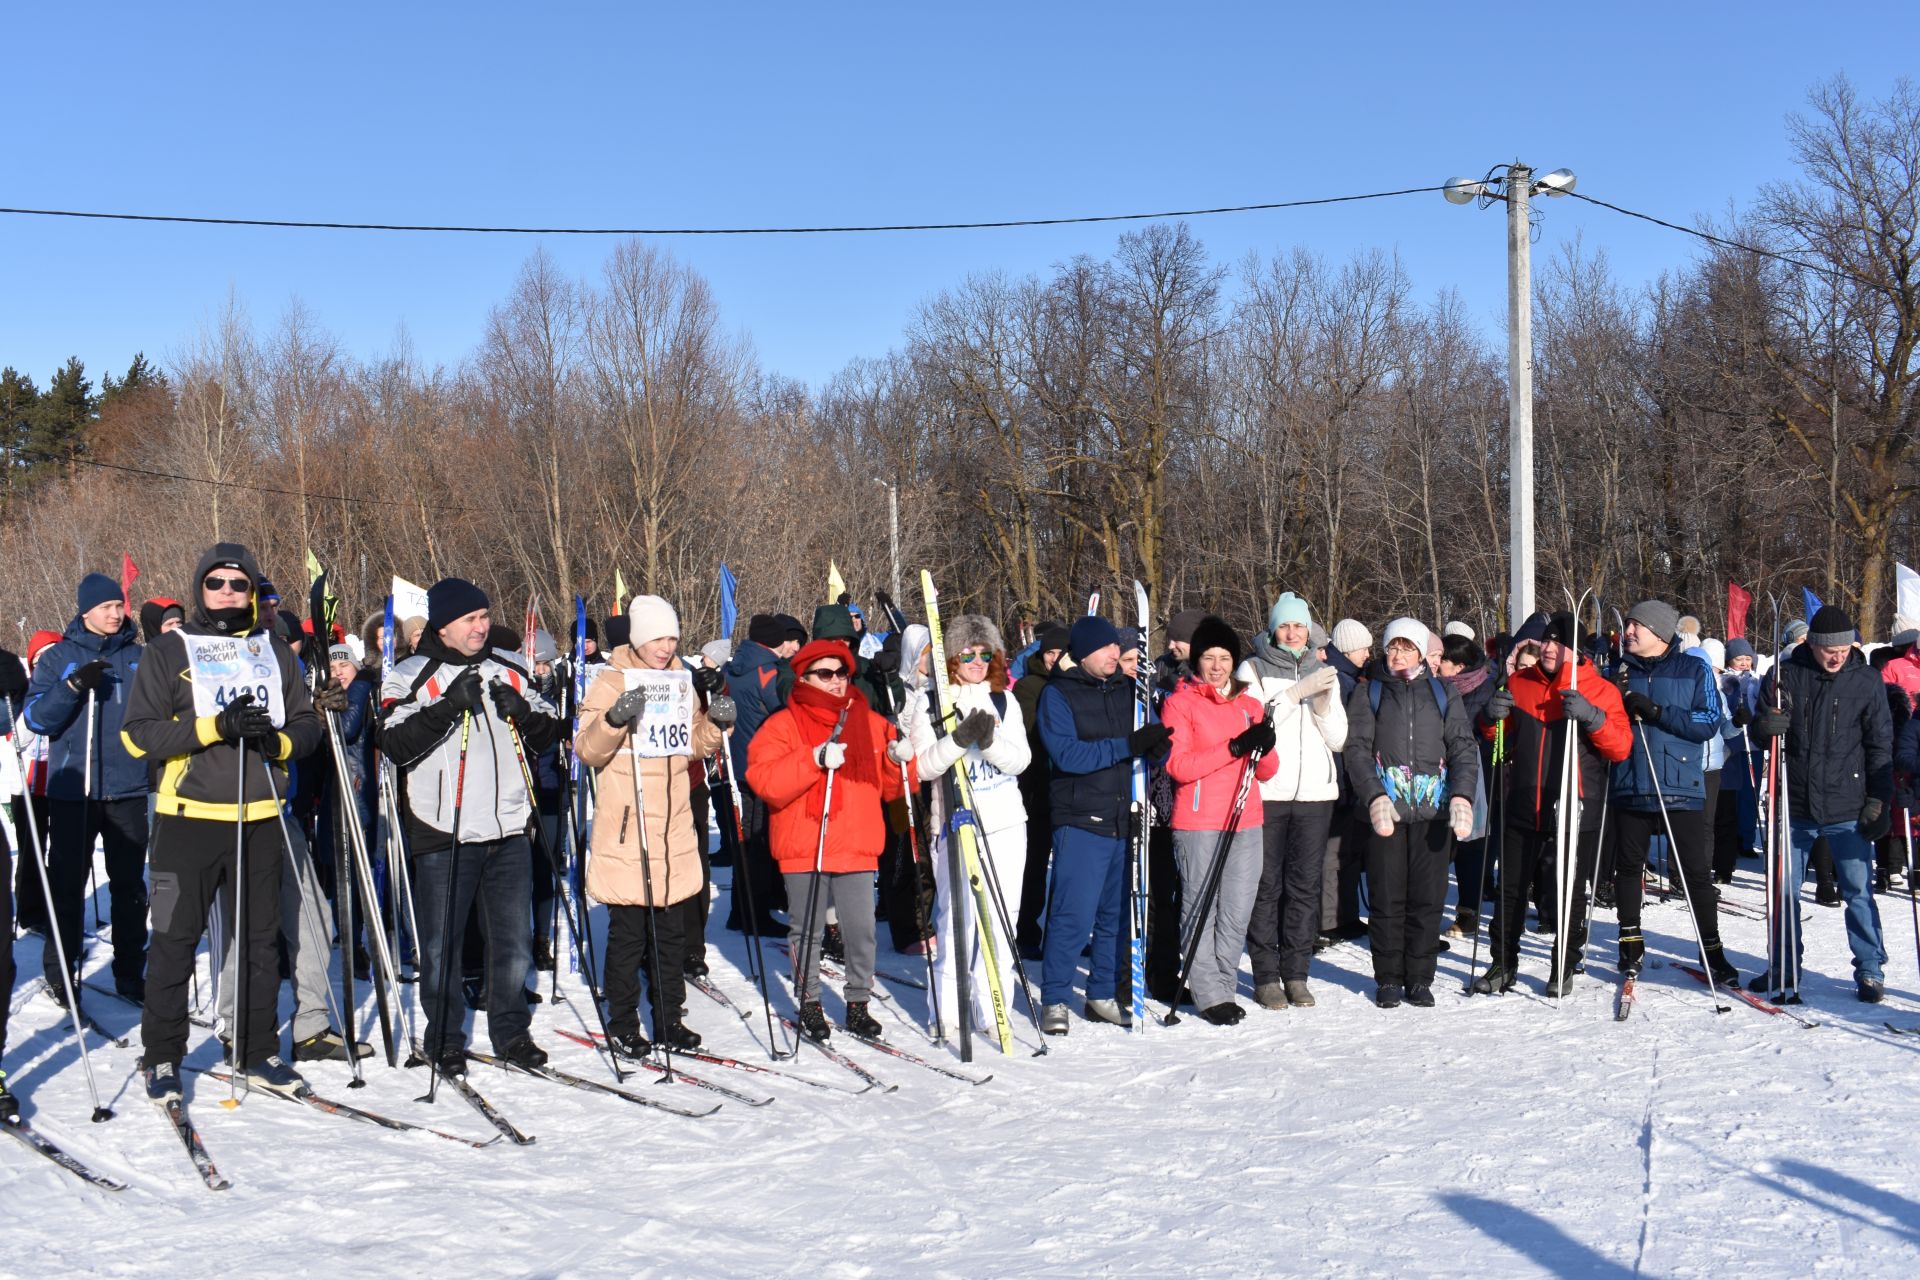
[874, 477, 901, 606]
[1443, 163, 1576, 629]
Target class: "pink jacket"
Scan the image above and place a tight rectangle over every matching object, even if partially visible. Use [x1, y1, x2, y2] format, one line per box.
[1163, 677, 1277, 832]
[1884, 651, 1920, 715]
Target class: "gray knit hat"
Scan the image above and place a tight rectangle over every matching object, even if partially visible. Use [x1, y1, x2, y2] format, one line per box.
[1308, 622, 1330, 649]
[1626, 599, 1680, 644]
[1806, 605, 1856, 649]
[1331, 618, 1371, 653]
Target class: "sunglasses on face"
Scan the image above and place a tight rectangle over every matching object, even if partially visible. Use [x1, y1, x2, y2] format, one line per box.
[958, 650, 992, 664]
[204, 575, 253, 593]
[806, 666, 850, 681]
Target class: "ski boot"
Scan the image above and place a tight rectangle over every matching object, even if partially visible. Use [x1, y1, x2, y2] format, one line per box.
[293, 1028, 374, 1062]
[1198, 1003, 1244, 1026]
[1040, 1003, 1070, 1036]
[1545, 970, 1577, 998]
[240, 1055, 311, 1098]
[1375, 984, 1404, 1009]
[533, 937, 556, 973]
[606, 1028, 654, 1061]
[1858, 977, 1886, 1004]
[1471, 964, 1517, 996]
[144, 1061, 182, 1104]
[843, 1001, 883, 1039]
[499, 1035, 549, 1070]
[657, 1021, 703, 1052]
[434, 1044, 468, 1078]
[821, 924, 846, 962]
[1404, 984, 1436, 1008]
[1083, 997, 1131, 1028]
[798, 1001, 832, 1042]
[1703, 943, 1739, 988]
[683, 954, 710, 979]
[0, 1070, 17, 1121]
[1617, 932, 1645, 979]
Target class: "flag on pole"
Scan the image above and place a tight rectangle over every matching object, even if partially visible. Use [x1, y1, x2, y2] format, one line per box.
[1897, 563, 1920, 630]
[718, 562, 738, 639]
[827, 561, 846, 603]
[1802, 587, 1823, 623]
[304, 546, 325, 592]
[392, 576, 429, 624]
[1726, 581, 1752, 640]
[120, 552, 140, 607]
[613, 569, 628, 614]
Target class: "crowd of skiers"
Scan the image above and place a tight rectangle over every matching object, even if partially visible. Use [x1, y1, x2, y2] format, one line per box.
[3, 548, 1917, 1126]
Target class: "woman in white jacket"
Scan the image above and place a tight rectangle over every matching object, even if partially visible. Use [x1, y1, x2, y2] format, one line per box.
[895, 615, 1032, 1045]
[1235, 592, 1347, 1010]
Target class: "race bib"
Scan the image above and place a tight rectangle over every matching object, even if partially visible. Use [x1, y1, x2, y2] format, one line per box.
[620, 667, 695, 758]
[181, 632, 287, 728]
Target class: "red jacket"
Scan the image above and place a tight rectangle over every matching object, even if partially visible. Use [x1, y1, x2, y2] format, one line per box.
[746, 688, 911, 874]
[1163, 677, 1277, 832]
[1481, 656, 1631, 831]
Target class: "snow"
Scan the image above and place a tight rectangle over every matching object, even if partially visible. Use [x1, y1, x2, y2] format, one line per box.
[5, 864, 1920, 1279]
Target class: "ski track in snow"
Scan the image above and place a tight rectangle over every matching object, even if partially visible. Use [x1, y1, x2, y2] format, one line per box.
[4, 864, 1920, 1277]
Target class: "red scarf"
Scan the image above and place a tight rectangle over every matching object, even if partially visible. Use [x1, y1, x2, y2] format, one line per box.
[787, 680, 878, 789]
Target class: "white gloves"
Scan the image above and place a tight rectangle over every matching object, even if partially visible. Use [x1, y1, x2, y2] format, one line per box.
[1279, 666, 1340, 707]
[1369, 794, 1397, 838]
[1450, 795, 1474, 841]
[886, 738, 914, 765]
[816, 741, 847, 772]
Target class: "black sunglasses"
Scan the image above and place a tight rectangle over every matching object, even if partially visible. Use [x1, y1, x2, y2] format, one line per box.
[203, 575, 253, 593]
[806, 666, 850, 681]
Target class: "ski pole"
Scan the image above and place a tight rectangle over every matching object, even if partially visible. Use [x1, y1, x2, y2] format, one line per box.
[964, 810, 1048, 1054]
[226, 738, 248, 1108]
[787, 706, 849, 1058]
[718, 731, 780, 1058]
[1904, 806, 1920, 982]
[10, 725, 110, 1121]
[422, 711, 472, 1105]
[1163, 749, 1262, 1027]
[621, 718, 673, 1084]
[84, 688, 100, 934]
[895, 753, 944, 1045]
[322, 708, 406, 1066]
[1635, 729, 1729, 1014]
[1465, 715, 1502, 994]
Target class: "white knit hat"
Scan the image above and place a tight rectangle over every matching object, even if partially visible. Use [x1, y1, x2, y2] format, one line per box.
[1331, 619, 1372, 653]
[1383, 617, 1430, 653]
[1700, 638, 1726, 670]
[626, 595, 680, 647]
[1443, 620, 1475, 640]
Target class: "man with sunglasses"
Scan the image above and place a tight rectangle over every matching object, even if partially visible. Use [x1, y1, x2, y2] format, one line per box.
[123, 543, 325, 1100]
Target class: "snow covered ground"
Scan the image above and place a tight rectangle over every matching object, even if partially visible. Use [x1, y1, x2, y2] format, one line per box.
[5, 862, 1920, 1279]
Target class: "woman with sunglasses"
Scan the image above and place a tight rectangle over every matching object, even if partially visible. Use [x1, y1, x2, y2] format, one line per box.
[747, 638, 914, 1042]
[897, 615, 1032, 1041]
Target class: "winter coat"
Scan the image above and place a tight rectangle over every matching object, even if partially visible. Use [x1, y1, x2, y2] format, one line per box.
[1883, 649, 1920, 716]
[900, 678, 1030, 835]
[722, 639, 791, 779]
[1235, 636, 1346, 803]
[379, 634, 564, 851]
[1761, 645, 1894, 825]
[1163, 677, 1278, 832]
[1324, 645, 1365, 705]
[1037, 662, 1151, 838]
[23, 613, 146, 801]
[1343, 659, 1479, 821]
[1481, 656, 1631, 832]
[747, 687, 909, 874]
[1608, 645, 1722, 812]
[576, 647, 725, 907]
[1012, 666, 1053, 821]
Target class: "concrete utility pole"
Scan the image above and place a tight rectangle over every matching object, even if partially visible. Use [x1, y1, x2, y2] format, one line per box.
[875, 477, 901, 604]
[1507, 163, 1534, 629]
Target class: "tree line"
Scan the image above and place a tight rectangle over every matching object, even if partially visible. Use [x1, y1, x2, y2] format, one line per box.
[2, 76, 1916, 648]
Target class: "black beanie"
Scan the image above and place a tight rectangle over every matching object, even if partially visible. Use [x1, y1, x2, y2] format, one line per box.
[427, 578, 490, 631]
[1188, 615, 1243, 669]
[1543, 611, 1579, 647]
[775, 613, 808, 644]
[1036, 624, 1070, 654]
[1807, 605, 1856, 648]
[605, 615, 631, 649]
[1167, 609, 1208, 646]
[747, 613, 783, 647]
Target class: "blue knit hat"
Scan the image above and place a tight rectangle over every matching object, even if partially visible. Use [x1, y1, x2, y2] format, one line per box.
[1725, 637, 1756, 663]
[1069, 616, 1121, 662]
[76, 572, 121, 614]
[1267, 592, 1312, 633]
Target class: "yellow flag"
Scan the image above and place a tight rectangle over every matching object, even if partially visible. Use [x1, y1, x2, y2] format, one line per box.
[305, 546, 324, 586]
[827, 561, 846, 603]
[613, 568, 628, 614]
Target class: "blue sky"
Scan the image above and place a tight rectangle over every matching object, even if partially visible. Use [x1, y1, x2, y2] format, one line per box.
[3, 4, 1913, 393]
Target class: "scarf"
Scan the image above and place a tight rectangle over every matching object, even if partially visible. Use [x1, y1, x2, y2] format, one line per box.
[788, 679, 878, 789]
[1449, 662, 1492, 697]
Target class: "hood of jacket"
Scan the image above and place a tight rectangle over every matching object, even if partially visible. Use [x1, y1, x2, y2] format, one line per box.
[1244, 631, 1323, 682]
[187, 542, 266, 635]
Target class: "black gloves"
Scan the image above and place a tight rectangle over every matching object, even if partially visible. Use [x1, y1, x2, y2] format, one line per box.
[66, 659, 110, 693]
[1129, 723, 1174, 757]
[1623, 692, 1660, 723]
[216, 692, 273, 744]
[313, 684, 350, 714]
[1860, 798, 1892, 840]
[0, 653, 29, 700]
[952, 709, 996, 750]
[489, 679, 533, 723]
[692, 666, 725, 696]
[440, 669, 484, 715]
[1229, 719, 1276, 758]
[1560, 689, 1607, 733]
[1484, 687, 1514, 722]
[605, 688, 646, 728]
[1730, 703, 1752, 728]
[1752, 706, 1791, 738]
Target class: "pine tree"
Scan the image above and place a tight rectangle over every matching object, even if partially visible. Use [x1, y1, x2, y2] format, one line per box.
[0, 367, 40, 499]
[99, 351, 165, 411]
[24, 356, 95, 472]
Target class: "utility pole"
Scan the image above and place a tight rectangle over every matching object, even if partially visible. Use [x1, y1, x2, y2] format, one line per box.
[876, 477, 901, 604]
[1507, 163, 1534, 629]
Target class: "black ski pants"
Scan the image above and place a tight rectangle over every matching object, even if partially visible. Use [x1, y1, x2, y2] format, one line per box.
[1248, 798, 1332, 984]
[725, 786, 787, 929]
[1366, 817, 1451, 987]
[10, 795, 48, 934]
[43, 797, 148, 989]
[142, 815, 283, 1067]
[1492, 823, 1600, 973]
[604, 900, 691, 1036]
[1612, 806, 1722, 958]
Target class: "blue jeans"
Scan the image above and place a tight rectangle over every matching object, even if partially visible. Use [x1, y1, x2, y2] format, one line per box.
[411, 834, 534, 1055]
[1041, 825, 1129, 1006]
[1787, 819, 1887, 983]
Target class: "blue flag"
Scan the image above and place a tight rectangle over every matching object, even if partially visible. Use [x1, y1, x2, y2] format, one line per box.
[718, 561, 738, 640]
[1802, 587, 1823, 623]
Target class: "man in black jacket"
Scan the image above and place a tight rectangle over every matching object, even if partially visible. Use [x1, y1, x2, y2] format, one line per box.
[1750, 605, 1893, 1002]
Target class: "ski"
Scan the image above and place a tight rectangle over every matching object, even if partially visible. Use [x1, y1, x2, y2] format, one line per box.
[564, 1028, 865, 1094]
[778, 1016, 896, 1093]
[1678, 966, 1819, 1027]
[1882, 1022, 1920, 1036]
[833, 1027, 992, 1085]
[551, 1030, 774, 1106]
[0, 1117, 128, 1191]
[466, 1050, 720, 1118]
[425, 1067, 537, 1145]
[1615, 976, 1635, 1022]
[771, 941, 894, 1002]
[146, 1068, 231, 1191]
[42, 983, 130, 1048]
[688, 974, 752, 1021]
[1127, 578, 1152, 1033]
[196, 1069, 500, 1148]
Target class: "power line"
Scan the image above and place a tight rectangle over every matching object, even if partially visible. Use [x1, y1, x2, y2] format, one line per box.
[1566, 191, 1882, 292]
[0, 187, 1449, 236]
[70, 455, 519, 513]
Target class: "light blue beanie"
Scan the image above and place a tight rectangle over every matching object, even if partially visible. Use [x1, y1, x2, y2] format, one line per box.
[1268, 592, 1312, 633]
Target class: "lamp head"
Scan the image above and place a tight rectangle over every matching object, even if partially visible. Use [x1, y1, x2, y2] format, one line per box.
[1532, 167, 1577, 197]
[1442, 176, 1484, 206]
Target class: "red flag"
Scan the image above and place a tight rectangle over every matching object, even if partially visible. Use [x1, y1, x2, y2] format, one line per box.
[1727, 581, 1751, 640]
[121, 552, 140, 607]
